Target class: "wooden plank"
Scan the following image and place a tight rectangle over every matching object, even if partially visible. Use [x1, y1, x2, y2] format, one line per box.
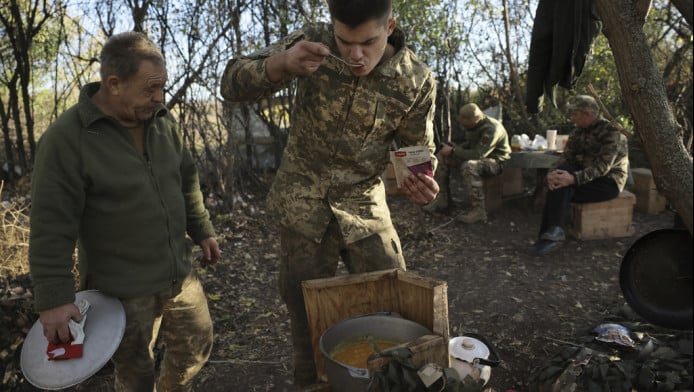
[482, 175, 503, 212]
[501, 167, 523, 196]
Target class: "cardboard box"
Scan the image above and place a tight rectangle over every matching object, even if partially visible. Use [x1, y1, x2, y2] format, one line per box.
[630, 168, 667, 214]
[569, 190, 636, 240]
[302, 269, 449, 383]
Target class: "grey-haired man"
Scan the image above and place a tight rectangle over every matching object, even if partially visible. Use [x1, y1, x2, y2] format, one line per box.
[530, 95, 629, 255]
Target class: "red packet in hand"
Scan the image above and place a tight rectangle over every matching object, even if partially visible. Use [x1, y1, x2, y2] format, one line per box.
[46, 299, 89, 360]
[389, 146, 434, 188]
[46, 330, 83, 360]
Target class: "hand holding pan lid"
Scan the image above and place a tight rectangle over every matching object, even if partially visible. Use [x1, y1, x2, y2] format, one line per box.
[21, 290, 125, 390]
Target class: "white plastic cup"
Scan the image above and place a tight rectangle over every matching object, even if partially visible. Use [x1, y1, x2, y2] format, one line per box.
[556, 135, 569, 151]
[546, 130, 557, 150]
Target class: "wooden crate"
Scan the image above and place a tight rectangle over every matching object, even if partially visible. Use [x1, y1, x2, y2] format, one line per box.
[630, 168, 667, 214]
[501, 167, 524, 197]
[482, 175, 503, 212]
[302, 269, 449, 384]
[568, 190, 636, 240]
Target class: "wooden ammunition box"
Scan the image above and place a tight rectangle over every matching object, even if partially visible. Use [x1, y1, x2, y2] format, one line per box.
[569, 190, 636, 240]
[501, 167, 524, 197]
[630, 168, 667, 214]
[482, 175, 503, 212]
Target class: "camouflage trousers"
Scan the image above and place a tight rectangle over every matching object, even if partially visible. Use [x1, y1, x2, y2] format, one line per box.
[111, 271, 213, 392]
[437, 156, 503, 209]
[278, 217, 406, 386]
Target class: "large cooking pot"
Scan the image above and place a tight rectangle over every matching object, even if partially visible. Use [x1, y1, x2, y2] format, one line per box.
[620, 228, 693, 330]
[319, 313, 431, 392]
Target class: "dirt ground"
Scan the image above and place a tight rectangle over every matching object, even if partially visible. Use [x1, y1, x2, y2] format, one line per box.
[1, 174, 691, 392]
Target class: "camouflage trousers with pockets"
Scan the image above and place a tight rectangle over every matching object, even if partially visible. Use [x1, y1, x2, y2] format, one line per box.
[438, 156, 503, 209]
[111, 271, 213, 392]
[460, 158, 503, 209]
[278, 217, 406, 386]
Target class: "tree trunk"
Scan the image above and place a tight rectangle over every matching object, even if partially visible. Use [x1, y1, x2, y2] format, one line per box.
[501, 0, 527, 122]
[595, 0, 693, 235]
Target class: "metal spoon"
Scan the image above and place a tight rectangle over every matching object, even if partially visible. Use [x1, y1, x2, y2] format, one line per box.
[327, 52, 361, 67]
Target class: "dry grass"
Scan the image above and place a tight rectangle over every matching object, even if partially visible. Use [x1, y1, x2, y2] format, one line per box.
[0, 181, 30, 280]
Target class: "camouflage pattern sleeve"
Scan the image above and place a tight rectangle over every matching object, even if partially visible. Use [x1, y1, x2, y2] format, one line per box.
[454, 117, 510, 161]
[220, 30, 306, 102]
[394, 71, 438, 172]
[559, 119, 629, 190]
[574, 128, 628, 188]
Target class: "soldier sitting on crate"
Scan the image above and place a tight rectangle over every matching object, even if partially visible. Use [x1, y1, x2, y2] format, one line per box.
[530, 95, 629, 256]
[423, 103, 511, 223]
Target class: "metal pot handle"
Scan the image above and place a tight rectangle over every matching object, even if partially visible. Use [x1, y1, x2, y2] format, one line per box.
[462, 333, 501, 367]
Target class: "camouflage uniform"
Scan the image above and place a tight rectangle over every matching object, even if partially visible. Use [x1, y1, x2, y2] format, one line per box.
[221, 23, 436, 385]
[427, 116, 510, 219]
[538, 116, 629, 234]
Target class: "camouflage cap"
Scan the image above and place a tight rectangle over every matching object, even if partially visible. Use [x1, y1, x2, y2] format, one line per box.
[566, 95, 599, 114]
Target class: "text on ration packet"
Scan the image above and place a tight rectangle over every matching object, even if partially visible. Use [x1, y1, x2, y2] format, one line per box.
[389, 146, 434, 188]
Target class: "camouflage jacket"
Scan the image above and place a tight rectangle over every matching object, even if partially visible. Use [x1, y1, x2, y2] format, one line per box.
[558, 117, 629, 190]
[453, 116, 511, 162]
[221, 23, 437, 243]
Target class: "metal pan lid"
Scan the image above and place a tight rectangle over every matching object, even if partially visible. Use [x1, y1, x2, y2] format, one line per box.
[619, 228, 693, 330]
[20, 290, 125, 390]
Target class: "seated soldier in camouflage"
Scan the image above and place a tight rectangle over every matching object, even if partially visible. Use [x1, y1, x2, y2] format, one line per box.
[220, 0, 439, 387]
[424, 103, 511, 223]
[530, 95, 629, 255]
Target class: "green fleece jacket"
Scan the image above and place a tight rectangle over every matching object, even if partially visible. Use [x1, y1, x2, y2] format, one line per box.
[453, 116, 511, 162]
[29, 82, 215, 312]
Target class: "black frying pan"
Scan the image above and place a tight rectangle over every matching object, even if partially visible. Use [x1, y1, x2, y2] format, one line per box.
[620, 228, 693, 330]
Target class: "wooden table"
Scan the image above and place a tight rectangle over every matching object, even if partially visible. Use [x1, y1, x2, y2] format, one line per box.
[505, 151, 561, 210]
[506, 150, 561, 169]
